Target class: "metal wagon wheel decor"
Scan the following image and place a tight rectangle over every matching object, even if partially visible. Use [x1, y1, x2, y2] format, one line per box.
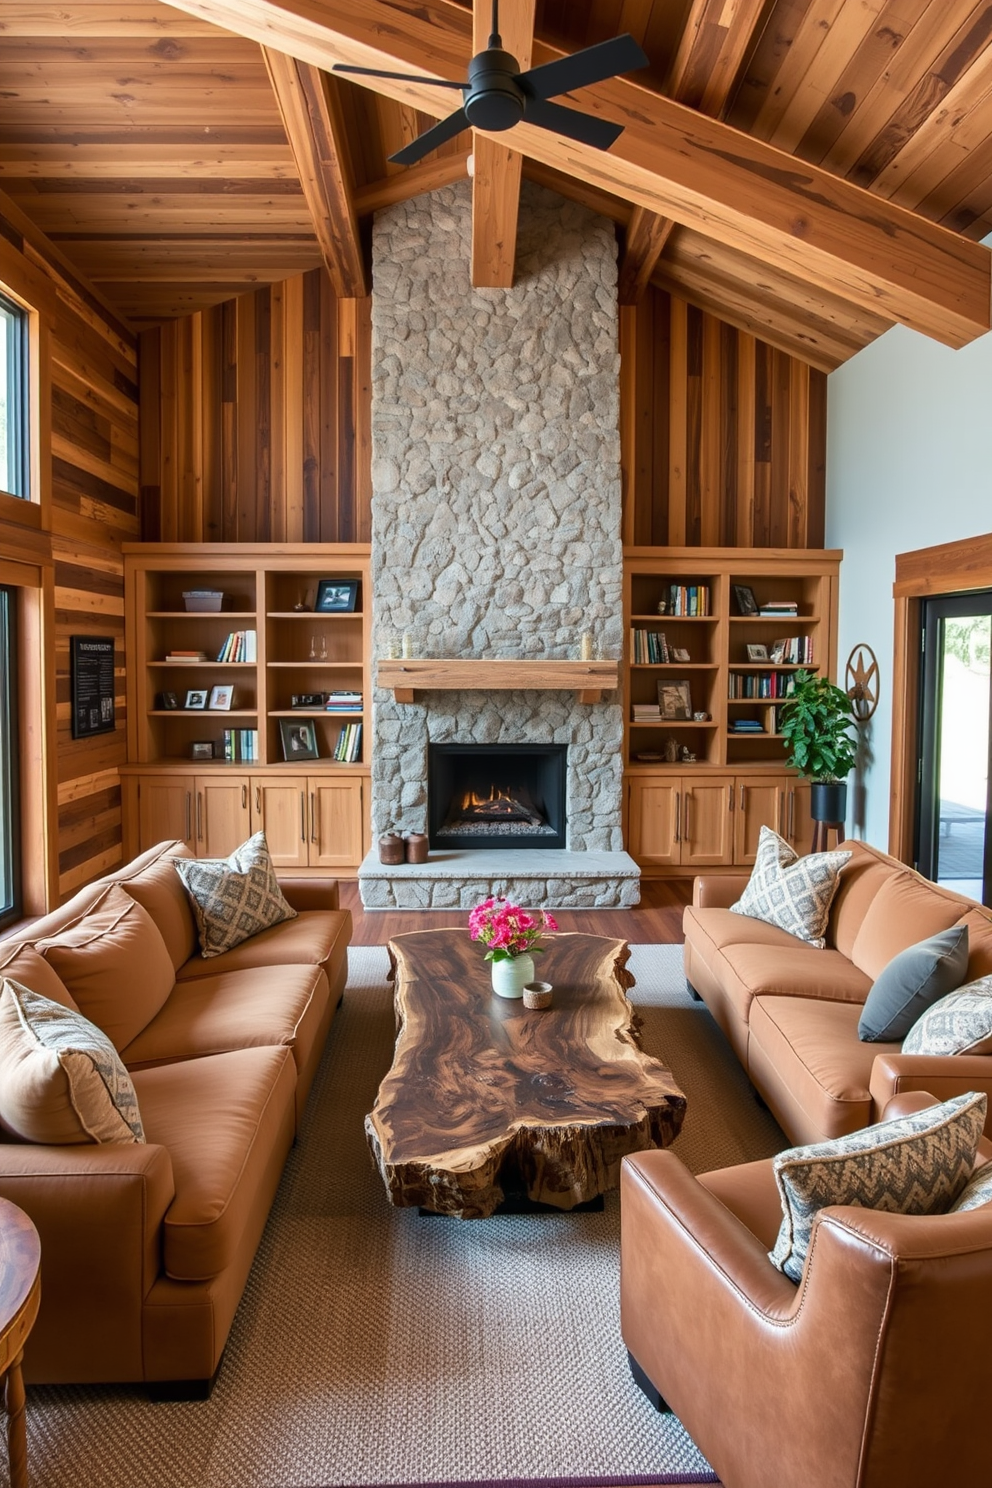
[846, 643, 880, 721]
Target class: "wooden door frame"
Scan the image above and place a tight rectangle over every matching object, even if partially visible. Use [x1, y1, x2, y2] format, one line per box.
[890, 531, 992, 863]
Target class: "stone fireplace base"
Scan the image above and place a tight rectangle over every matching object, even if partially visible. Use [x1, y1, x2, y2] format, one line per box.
[357, 848, 640, 910]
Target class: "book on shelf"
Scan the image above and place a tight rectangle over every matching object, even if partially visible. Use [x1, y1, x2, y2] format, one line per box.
[632, 704, 662, 721]
[663, 584, 710, 617]
[769, 636, 813, 665]
[332, 721, 362, 763]
[325, 690, 363, 712]
[758, 601, 799, 616]
[730, 719, 766, 734]
[221, 728, 259, 762]
[164, 650, 207, 663]
[631, 629, 672, 664]
[728, 672, 798, 700]
[216, 629, 257, 663]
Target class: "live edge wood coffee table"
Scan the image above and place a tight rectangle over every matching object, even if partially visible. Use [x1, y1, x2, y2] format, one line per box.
[366, 929, 687, 1219]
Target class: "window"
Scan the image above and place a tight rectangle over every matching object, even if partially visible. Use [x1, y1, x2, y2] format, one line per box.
[0, 588, 19, 926]
[0, 293, 28, 499]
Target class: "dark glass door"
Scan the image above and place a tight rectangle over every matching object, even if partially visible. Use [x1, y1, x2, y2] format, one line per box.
[917, 592, 992, 904]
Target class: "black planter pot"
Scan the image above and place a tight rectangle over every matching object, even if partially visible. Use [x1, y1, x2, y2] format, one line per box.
[810, 780, 848, 824]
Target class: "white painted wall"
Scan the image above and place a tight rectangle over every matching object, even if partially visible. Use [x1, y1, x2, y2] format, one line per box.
[826, 308, 992, 852]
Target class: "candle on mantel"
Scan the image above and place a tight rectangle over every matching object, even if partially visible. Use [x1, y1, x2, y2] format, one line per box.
[580, 631, 593, 661]
[401, 632, 413, 659]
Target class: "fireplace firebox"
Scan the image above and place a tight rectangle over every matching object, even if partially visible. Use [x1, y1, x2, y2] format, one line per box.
[428, 744, 566, 850]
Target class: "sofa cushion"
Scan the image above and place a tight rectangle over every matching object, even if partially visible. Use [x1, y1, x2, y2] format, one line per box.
[714, 942, 872, 1029]
[174, 832, 297, 959]
[955, 907, 992, 981]
[175, 909, 344, 981]
[0, 978, 145, 1145]
[0, 941, 78, 1010]
[36, 883, 176, 1051]
[748, 996, 889, 1141]
[858, 926, 971, 1043]
[683, 904, 812, 958]
[903, 975, 992, 1056]
[768, 1090, 986, 1282]
[849, 871, 965, 980]
[731, 826, 850, 948]
[827, 843, 904, 960]
[132, 1044, 296, 1281]
[112, 849, 199, 972]
[949, 1160, 992, 1213]
[121, 962, 325, 1069]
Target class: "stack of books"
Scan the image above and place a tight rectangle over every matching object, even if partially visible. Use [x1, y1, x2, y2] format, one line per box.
[630, 630, 671, 663]
[164, 649, 207, 663]
[333, 722, 362, 762]
[730, 718, 766, 735]
[221, 728, 259, 762]
[632, 703, 662, 722]
[216, 630, 257, 662]
[759, 600, 799, 617]
[325, 690, 362, 713]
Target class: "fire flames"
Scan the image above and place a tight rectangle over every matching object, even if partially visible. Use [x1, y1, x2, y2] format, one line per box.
[459, 785, 523, 819]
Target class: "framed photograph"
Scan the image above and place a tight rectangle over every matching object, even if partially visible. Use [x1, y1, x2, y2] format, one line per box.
[746, 644, 769, 662]
[208, 684, 234, 711]
[770, 640, 788, 664]
[156, 690, 179, 711]
[190, 741, 214, 761]
[280, 718, 319, 762]
[184, 689, 208, 710]
[732, 584, 759, 617]
[314, 578, 358, 613]
[657, 679, 693, 720]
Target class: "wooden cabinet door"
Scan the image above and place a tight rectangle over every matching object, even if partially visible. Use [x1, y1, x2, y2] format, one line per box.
[136, 774, 194, 853]
[195, 775, 251, 858]
[735, 776, 787, 865]
[682, 777, 734, 867]
[251, 776, 309, 868]
[785, 780, 814, 855]
[627, 778, 682, 867]
[308, 777, 364, 869]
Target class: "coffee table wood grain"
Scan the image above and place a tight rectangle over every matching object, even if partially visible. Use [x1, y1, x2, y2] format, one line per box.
[366, 930, 687, 1218]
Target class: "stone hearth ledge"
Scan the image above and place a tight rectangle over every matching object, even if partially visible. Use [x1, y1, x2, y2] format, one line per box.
[358, 849, 640, 910]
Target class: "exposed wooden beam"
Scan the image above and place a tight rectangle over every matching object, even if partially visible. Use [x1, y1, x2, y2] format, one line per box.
[163, 0, 992, 348]
[355, 148, 471, 215]
[470, 0, 535, 288]
[262, 47, 368, 297]
[619, 0, 769, 304]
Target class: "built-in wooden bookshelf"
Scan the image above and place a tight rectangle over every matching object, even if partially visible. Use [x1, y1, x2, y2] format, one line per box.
[623, 547, 841, 873]
[120, 544, 372, 874]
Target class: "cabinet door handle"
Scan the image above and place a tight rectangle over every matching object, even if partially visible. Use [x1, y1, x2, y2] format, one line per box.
[310, 792, 317, 844]
[300, 791, 306, 842]
[739, 782, 745, 812]
[674, 791, 680, 844]
[196, 791, 203, 843]
[185, 791, 192, 843]
[254, 785, 261, 816]
[788, 789, 795, 841]
[728, 783, 734, 811]
[684, 790, 691, 844]
[242, 783, 248, 810]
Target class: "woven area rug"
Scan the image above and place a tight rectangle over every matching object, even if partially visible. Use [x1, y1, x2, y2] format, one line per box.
[26, 945, 784, 1488]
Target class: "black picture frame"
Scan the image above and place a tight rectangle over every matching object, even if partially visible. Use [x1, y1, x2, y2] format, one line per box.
[314, 578, 358, 613]
[732, 585, 759, 617]
[157, 691, 179, 711]
[190, 741, 214, 761]
[70, 636, 116, 739]
[184, 689, 208, 710]
[280, 718, 319, 761]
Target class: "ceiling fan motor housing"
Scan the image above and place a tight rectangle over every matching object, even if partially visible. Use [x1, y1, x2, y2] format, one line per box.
[464, 48, 525, 131]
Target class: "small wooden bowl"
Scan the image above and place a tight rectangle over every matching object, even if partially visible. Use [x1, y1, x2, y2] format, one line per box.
[522, 981, 553, 1010]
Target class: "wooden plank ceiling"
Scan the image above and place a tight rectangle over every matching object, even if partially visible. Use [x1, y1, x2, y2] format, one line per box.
[2, 0, 992, 368]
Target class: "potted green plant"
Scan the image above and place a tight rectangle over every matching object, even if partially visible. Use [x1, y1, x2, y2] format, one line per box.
[779, 669, 858, 825]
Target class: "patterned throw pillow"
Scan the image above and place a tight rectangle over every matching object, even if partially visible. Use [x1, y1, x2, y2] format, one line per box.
[174, 832, 297, 959]
[902, 976, 992, 1055]
[949, 1160, 992, 1213]
[768, 1090, 986, 1282]
[858, 925, 970, 1043]
[0, 978, 145, 1145]
[731, 825, 851, 948]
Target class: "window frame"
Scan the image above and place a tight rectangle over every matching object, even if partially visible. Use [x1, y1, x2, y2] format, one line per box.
[0, 585, 21, 929]
[0, 291, 29, 501]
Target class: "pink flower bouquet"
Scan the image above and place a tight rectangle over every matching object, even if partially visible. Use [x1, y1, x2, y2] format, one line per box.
[468, 896, 558, 963]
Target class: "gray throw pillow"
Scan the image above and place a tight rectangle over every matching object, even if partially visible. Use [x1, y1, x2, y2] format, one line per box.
[768, 1090, 986, 1283]
[174, 832, 297, 959]
[858, 925, 969, 1042]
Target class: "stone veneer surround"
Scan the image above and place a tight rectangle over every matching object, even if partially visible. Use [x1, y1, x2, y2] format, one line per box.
[366, 180, 635, 907]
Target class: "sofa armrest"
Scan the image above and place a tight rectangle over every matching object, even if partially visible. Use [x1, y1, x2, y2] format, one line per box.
[278, 877, 340, 912]
[871, 1054, 992, 1130]
[880, 1088, 992, 1165]
[692, 874, 749, 909]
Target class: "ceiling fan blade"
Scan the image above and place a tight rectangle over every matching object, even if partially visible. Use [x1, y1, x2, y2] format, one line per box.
[519, 34, 648, 104]
[523, 97, 624, 152]
[388, 106, 471, 166]
[332, 64, 466, 88]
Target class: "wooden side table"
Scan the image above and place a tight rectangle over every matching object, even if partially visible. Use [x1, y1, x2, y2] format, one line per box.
[0, 1200, 41, 1488]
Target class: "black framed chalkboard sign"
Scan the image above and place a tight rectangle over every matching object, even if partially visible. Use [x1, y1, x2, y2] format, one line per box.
[71, 636, 116, 739]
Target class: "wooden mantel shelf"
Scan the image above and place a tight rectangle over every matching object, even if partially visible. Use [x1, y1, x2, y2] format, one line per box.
[376, 658, 619, 704]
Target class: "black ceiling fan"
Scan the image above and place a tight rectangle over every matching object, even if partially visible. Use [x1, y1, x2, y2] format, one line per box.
[332, 0, 649, 167]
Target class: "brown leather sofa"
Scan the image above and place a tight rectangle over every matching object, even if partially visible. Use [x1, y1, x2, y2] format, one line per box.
[0, 840, 351, 1390]
[682, 839, 992, 1143]
[620, 1091, 992, 1488]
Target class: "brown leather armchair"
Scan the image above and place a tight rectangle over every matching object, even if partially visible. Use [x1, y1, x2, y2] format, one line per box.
[621, 1094, 992, 1488]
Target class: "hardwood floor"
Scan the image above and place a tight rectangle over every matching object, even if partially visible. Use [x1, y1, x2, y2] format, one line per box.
[337, 878, 693, 946]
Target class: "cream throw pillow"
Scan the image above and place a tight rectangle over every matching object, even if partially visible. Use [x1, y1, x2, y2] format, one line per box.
[0, 978, 145, 1145]
[174, 832, 297, 959]
[731, 825, 851, 948]
[902, 975, 992, 1055]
